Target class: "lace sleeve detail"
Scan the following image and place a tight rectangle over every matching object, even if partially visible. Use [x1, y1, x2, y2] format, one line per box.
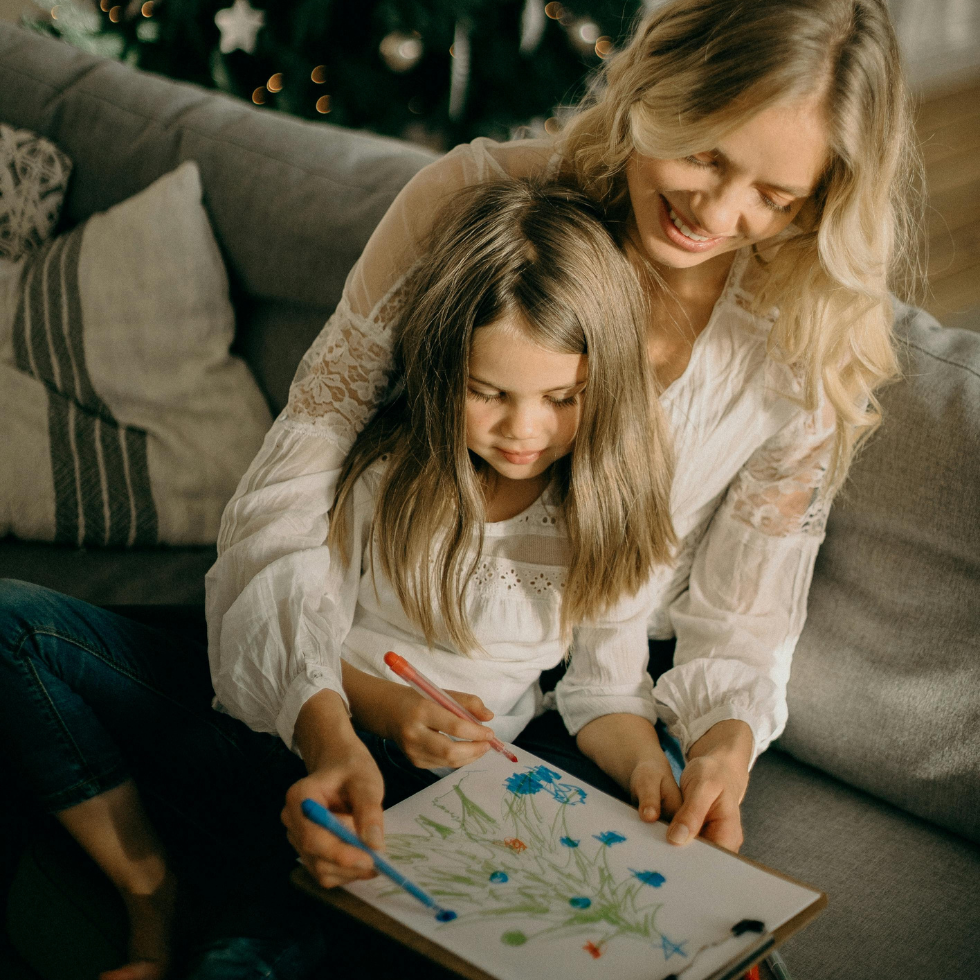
[283, 138, 553, 448]
[725, 398, 837, 538]
[286, 282, 410, 446]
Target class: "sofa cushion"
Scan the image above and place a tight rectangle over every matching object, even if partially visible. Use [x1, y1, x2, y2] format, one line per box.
[0, 124, 71, 262]
[779, 305, 980, 841]
[0, 161, 271, 546]
[742, 750, 980, 980]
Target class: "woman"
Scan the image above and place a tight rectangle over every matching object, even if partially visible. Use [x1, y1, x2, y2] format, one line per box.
[208, 0, 921, 892]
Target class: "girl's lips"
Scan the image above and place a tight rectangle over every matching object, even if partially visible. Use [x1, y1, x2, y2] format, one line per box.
[657, 194, 726, 253]
[498, 448, 543, 465]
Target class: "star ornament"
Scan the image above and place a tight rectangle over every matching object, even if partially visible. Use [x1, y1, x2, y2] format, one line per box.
[214, 0, 265, 56]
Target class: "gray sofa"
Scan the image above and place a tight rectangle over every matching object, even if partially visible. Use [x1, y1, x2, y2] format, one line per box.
[2, 23, 978, 980]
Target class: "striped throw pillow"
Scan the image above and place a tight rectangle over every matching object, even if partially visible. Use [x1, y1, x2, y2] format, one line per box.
[0, 161, 272, 546]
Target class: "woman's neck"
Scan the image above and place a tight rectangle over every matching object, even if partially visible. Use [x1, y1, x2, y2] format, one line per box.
[630, 231, 740, 389]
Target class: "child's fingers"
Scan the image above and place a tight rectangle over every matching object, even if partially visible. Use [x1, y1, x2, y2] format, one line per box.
[405, 727, 492, 769]
[421, 702, 497, 744]
[445, 689, 495, 721]
[631, 761, 681, 822]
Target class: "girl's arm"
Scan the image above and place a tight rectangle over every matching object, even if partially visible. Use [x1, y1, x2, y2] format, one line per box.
[555, 601, 686, 824]
[574, 712, 681, 823]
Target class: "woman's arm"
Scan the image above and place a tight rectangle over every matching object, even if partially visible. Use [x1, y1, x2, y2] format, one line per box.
[651, 400, 838, 849]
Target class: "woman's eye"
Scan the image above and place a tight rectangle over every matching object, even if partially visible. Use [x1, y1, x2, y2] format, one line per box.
[760, 193, 793, 214]
[468, 389, 502, 403]
[684, 154, 716, 168]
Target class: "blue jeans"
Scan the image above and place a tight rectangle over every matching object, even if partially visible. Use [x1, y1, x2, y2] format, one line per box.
[0, 579, 683, 979]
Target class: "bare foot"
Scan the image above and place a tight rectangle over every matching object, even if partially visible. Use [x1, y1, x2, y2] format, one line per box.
[100, 962, 168, 980]
[99, 871, 178, 980]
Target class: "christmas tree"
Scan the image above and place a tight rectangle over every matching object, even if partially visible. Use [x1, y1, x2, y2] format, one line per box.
[36, 0, 645, 149]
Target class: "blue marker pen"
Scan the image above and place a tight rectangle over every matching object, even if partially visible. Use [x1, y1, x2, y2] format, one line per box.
[300, 799, 457, 922]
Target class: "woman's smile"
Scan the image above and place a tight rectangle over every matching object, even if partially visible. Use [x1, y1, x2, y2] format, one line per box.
[658, 194, 729, 252]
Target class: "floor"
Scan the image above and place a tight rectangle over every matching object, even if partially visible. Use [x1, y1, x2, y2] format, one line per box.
[917, 75, 980, 330]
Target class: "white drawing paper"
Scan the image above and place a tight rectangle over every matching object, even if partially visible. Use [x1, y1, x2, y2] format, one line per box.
[344, 745, 820, 980]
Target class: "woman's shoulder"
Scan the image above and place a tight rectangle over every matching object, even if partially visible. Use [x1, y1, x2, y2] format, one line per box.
[424, 136, 557, 189]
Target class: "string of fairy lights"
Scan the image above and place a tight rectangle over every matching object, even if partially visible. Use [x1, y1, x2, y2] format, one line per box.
[37, 0, 644, 146]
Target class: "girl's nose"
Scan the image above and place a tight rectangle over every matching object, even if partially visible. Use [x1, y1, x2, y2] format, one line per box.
[501, 403, 539, 440]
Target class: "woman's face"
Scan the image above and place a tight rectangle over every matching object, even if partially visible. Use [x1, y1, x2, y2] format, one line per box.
[626, 94, 830, 273]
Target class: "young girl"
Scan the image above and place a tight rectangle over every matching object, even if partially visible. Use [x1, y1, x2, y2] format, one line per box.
[298, 176, 679, 806]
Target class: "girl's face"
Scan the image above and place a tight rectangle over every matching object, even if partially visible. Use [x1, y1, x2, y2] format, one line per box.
[626, 94, 830, 274]
[465, 318, 587, 484]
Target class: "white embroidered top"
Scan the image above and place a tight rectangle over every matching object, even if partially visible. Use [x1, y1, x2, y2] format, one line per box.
[205, 138, 836, 765]
[289, 460, 658, 745]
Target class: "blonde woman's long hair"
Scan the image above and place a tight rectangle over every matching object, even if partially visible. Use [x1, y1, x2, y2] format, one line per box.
[330, 178, 676, 654]
[558, 0, 923, 488]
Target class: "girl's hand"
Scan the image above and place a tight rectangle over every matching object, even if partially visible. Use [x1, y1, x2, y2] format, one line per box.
[628, 754, 683, 824]
[665, 719, 753, 853]
[341, 660, 497, 770]
[283, 689, 386, 889]
[383, 683, 497, 769]
[576, 713, 681, 823]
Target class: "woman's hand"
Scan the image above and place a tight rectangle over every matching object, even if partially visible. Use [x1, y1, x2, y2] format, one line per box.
[341, 661, 497, 770]
[575, 714, 682, 823]
[281, 689, 386, 889]
[665, 719, 753, 853]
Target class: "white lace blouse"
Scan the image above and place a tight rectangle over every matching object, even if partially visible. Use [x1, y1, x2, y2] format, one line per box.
[205, 138, 836, 765]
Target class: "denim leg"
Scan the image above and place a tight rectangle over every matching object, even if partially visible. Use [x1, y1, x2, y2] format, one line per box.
[0, 579, 307, 866]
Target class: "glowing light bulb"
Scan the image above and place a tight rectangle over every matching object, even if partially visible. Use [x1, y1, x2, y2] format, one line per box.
[380, 31, 424, 73]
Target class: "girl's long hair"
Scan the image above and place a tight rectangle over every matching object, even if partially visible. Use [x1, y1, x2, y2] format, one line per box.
[558, 0, 924, 489]
[330, 178, 675, 653]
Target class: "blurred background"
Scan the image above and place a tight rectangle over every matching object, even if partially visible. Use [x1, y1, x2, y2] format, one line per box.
[1, 0, 977, 331]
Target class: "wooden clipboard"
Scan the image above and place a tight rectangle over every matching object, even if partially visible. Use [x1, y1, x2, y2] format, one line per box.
[291, 838, 826, 980]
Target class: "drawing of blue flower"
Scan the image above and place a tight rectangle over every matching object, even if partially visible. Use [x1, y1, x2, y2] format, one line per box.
[504, 771, 542, 795]
[531, 766, 563, 784]
[560, 836, 579, 848]
[489, 871, 509, 884]
[593, 830, 627, 846]
[550, 783, 587, 805]
[569, 896, 592, 909]
[630, 870, 666, 887]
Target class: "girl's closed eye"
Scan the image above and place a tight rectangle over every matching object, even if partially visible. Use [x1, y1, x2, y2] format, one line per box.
[548, 392, 581, 408]
[468, 387, 503, 403]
